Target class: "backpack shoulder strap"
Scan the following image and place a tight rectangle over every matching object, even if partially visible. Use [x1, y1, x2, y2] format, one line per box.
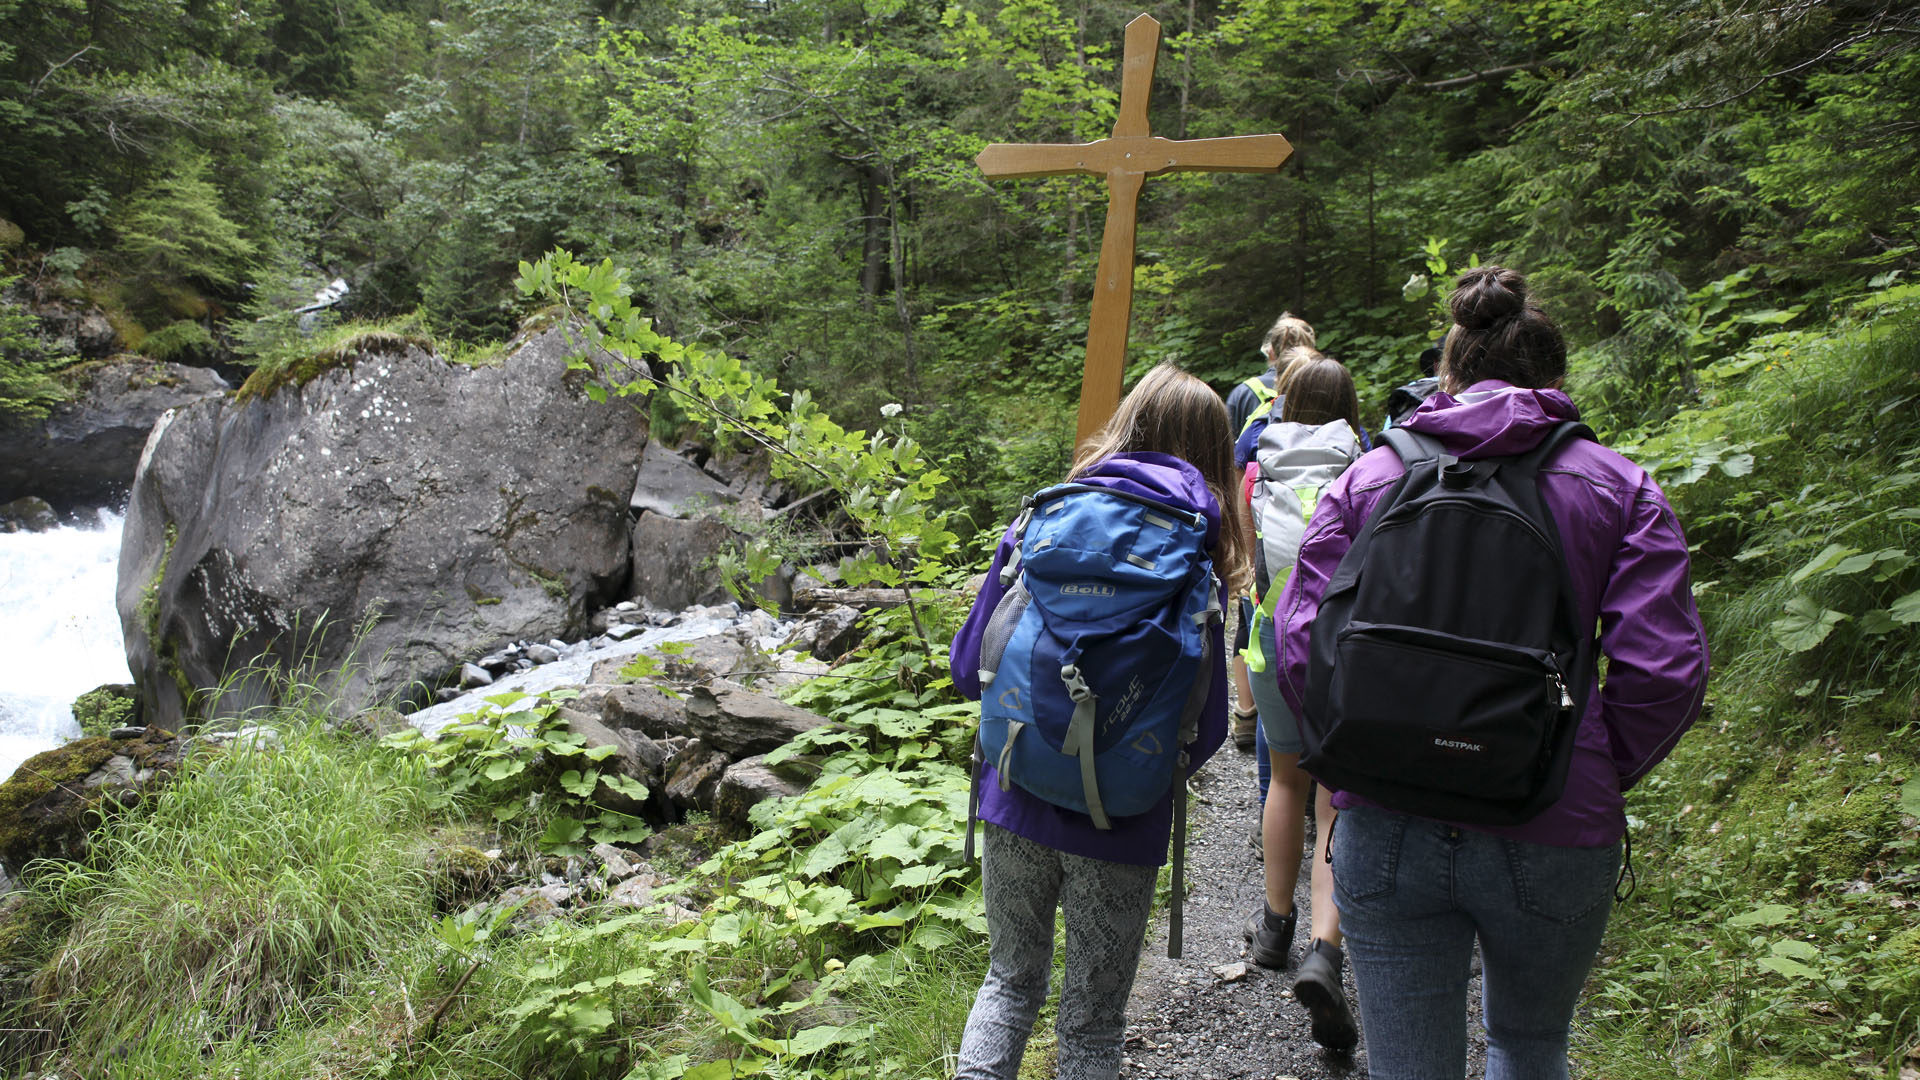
[1513, 421, 1595, 475]
[1243, 374, 1277, 402]
[1382, 426, 1448, 467]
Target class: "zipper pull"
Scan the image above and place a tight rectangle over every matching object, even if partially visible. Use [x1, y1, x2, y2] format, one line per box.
[1552, 673, 1574, 710]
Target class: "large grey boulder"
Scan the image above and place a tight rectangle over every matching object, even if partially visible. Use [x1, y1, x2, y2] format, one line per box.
[628, 437, 736, 518]
[683, 684, 831, 759]
[116, 329, 648, 728]
[0, 358, 228, 509]
[629, 512, 733, 611]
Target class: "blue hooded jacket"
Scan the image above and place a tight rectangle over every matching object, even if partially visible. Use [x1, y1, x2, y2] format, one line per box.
[950, 452, 1230, 866]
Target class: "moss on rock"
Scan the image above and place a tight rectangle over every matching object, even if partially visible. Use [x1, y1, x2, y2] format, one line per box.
[234, 328, 432, 404]
[0, 728, 180, 872]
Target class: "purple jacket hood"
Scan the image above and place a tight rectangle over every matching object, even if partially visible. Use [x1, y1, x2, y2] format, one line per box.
[1062, 450, 1223, 549]
[1272, 381, 1710, 847]
[1400, 381, 1581, 457]
[950, 452, 1229, 866]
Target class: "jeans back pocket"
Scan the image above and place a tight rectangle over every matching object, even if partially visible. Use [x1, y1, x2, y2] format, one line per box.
[1330, 805, 1407, 904]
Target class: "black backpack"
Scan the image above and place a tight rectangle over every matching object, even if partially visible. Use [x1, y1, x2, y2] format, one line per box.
[1301, 421, 1595, 826]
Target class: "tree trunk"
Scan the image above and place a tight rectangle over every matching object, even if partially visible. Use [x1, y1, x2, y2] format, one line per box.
[1365, 153, 1377, 310]
[1178, 0, 1197, 139]
[860, 165, 887, 312]
[886, 164, 918, 391]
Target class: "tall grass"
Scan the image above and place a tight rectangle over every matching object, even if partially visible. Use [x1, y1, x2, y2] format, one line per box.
[1573, 297, 1920, 1077]
[29, 719, 442, 1067]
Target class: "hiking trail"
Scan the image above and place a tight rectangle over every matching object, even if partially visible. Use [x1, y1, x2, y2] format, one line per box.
[1120, 742, 1491, 1078]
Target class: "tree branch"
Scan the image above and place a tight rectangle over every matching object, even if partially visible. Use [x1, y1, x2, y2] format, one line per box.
[1417, 61, 1545, 90]
[1624, 17, 1907, 124]
[30, 46, 95, 98]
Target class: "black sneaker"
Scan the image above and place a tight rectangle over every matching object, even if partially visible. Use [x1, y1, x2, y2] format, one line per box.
[1291, 938, 1359, 1052]
[1241, 903, 1295, 969]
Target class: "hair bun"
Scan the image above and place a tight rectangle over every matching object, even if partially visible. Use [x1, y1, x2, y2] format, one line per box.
[1449, 266, 1527, 332]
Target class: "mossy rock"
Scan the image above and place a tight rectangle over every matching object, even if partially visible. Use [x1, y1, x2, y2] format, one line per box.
[233, 329, 432, 405]
[0, 890, 62, 1072]
[430, 843, 505, 911]
[636, 820, 725, 877]
[0, 729, 180, 875]
[0, 218, 24, 250]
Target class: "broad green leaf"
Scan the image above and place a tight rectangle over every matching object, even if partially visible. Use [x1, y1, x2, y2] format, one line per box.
[1900, 776, 1920, 818]
[683, 1058, 768, 1079]
[540, 817, 587, 846]
[1858, 609, 1899, 635]
[1789, 544, 1859, 586]
[1727, 903, 1795, 928]
[558, 769, 598, 797]
[1769, 938, 1819, 962]
[1757, 955, 1821, 980]
[890, 863, 965, 890]
[1717, 453, 1755, 478]
[566, 1001, 616, 1033]
[602, 774, 650, 800]
[484, 758, 527, 781]
[867, 822, 931, 863]
[708, 913, 743, 946]
[1889, 590, 1920, 624]
[779, 1023, 865, 1055]
[1769, 598, 1849, 652]
[622, 1053, 690, 1080]
[909, 922, 959, 949]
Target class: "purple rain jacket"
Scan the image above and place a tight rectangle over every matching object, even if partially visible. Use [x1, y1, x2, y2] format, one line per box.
[949, 452, 1231, 866]
[1274, 381, 1710, 847]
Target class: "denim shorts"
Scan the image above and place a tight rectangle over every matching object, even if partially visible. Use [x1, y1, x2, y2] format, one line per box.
[1245, 616, 1303, 755]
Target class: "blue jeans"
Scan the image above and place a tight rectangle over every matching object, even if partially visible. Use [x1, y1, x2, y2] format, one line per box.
[1331, 805, 1620, 1080]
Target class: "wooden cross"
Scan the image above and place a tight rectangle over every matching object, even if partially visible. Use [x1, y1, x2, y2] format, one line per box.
[977, 13, 1292, 446]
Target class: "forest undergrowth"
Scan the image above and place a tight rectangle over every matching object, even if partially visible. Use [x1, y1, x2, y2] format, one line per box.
[2, 283, 1917, 1079]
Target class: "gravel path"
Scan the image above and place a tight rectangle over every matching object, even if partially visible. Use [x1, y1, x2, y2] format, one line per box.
[1120, 742, 1489, 1079]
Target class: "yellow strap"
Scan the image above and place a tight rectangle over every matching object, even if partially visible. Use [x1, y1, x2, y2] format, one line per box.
[1239, 568, 1291, 674]
[1239, 396, 1275, 437]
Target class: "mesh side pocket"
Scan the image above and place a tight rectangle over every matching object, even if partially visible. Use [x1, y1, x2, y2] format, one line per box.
[978, 581, 1031, 680]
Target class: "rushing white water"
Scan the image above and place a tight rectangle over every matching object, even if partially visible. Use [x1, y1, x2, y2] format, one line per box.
[0, 510, 131, 782]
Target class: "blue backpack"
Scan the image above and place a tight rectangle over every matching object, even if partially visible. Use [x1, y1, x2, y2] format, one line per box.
[964, 480, 1221, 956]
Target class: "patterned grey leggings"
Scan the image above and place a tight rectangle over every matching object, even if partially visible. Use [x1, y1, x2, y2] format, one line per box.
[955, 823, 1158, 1080]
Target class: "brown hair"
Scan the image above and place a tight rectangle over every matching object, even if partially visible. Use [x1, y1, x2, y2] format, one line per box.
[1072, 363, 1253, 595]
[1272, 345, 1320, 396]
[1439, 266, 1567, 392]
[1261, 313, 1316, 369]
[1280, 356, 1361, 433]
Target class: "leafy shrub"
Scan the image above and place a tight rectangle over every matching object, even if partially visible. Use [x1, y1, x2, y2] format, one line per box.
[384, 689, 652, 855]
[139, 319, 214, 362]
[0, 273, 71, 422]
[113, 153, 258, 292]
[69, 685, 136, 737]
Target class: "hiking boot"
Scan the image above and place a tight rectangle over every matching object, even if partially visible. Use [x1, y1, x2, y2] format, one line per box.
[1241, 903, 1295, 970]
[1291, 938, 1359, 1052]
[1231, 707, 1258, 751]
[1248, 822, 1264, 862]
